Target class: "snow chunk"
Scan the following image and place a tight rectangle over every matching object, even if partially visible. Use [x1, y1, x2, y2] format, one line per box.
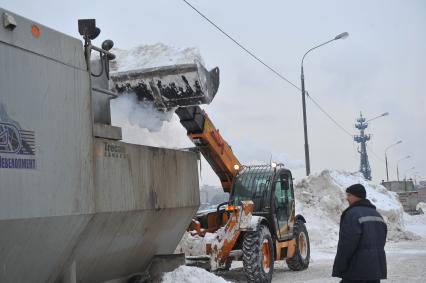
[175, 232, 207, 256]
[161, 265, 229, 283]
[175, 231, 218, 256]
[111, 43, 204, 72]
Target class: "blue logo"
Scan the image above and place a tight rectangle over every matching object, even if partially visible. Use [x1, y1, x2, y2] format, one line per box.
[0, 122, 35, 155]
[0, 104, 36, 169]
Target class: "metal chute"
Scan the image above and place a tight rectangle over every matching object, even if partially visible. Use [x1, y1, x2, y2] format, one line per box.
[111, 62, 219, 110]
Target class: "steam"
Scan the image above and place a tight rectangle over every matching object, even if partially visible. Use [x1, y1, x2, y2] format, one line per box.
[112, 92, 174, 132]
[110, 92, 192, 149]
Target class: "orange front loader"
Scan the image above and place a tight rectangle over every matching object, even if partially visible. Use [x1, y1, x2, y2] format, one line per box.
[175, 106, 311, 283]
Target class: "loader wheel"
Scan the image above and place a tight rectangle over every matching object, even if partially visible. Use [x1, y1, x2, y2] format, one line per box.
[243, 225, 274, 283]
[286, 221, 310, 271]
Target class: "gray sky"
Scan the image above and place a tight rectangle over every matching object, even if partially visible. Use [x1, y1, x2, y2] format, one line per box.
[2, 0, 425, 185]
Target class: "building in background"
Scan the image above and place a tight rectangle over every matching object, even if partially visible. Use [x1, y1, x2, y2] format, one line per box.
[382, 180, 423, 214]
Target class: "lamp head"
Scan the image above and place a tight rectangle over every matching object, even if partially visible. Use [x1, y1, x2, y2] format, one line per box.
[334, 32, 349, 40]
[101, 39, 114, 51]
[101, 39, 116, 60]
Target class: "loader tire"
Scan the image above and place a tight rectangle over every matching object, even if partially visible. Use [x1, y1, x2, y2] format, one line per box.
[243, 225, 274, 283]
[286, 221, 310, 271]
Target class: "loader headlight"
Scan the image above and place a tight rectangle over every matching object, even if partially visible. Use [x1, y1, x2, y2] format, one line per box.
[225, 205, 236, 211]
[234, 164, 240, 171]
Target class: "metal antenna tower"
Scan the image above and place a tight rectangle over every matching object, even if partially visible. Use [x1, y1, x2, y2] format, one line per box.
[354, 112, 371, 180]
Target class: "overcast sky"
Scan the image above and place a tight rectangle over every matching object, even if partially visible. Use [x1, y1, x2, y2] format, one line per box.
[2, 0, 425, 185]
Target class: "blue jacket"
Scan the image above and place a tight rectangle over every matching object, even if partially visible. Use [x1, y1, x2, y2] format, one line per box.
[332, 199, 387, 280]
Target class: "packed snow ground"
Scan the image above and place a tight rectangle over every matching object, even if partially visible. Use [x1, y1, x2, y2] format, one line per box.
[217, 239, 426, 283]
[404, 210, 426, 238]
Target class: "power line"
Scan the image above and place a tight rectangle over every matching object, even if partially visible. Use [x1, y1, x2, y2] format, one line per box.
[367, 147, 385, 163]
[181, 0, 354, 139]
[181, 0, 300, 90]
[306, 92, 353, 137]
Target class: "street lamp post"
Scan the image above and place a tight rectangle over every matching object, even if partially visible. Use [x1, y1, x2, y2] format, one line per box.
[396, 155, 410, 181]
[403, 166, 415, 191]
[412, 171, 420, 185]
[366, 112, 389, 123]
[404, 166, 416, 180]
[300, 32, 349, 176]
[385, 140, 402, 181]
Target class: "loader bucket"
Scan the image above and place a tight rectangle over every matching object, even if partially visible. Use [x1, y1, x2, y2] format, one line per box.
[111, 63, 220, 110]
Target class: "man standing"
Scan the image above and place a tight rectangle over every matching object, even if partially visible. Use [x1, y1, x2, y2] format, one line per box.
[332, 184, 387, 283]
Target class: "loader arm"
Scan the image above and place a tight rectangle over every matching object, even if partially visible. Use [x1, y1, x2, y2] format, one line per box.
[175, 106, 240, 193]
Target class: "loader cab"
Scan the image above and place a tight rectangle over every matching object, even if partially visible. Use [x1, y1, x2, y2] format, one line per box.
[230, 165, 295, 241]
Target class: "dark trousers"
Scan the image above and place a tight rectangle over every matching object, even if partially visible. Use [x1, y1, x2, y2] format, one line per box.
[340, 280, 380, 283]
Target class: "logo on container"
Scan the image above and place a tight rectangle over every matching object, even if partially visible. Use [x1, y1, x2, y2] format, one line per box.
[0, 104, 36, 169]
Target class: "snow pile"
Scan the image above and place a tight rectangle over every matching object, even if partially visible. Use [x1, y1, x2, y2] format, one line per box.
[111, 43, 203, 72]
[175, 232, 209, 256]
[295, 170, 412, 250]
[161, 265, 228, 283]
[416, 202, 426, 212]
[404, 213, 426, 238]
[403, 202, 426, 238]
